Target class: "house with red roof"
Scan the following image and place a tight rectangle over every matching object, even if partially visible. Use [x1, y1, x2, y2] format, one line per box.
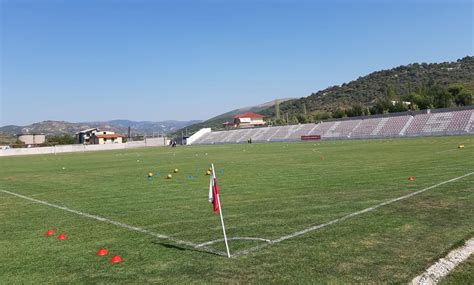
[91, 131, 123, 144]
[224, 112, 266, 128]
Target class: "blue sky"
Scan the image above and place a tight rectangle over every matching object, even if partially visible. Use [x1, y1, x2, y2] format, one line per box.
[1, 0, 472, 126]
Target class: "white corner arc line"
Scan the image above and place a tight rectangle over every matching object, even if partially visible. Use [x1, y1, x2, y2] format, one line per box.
[195, 237, 271, 248]
[0, 189, 227, 257]
[232, 171, 474, 258]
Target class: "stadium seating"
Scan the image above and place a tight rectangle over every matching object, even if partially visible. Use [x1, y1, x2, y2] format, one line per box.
[466, 111, 474, 133]
[350, 117, 384, 138]
[189, 108, 474, 145]
[322, 120, 362, 138]
[448, 109, 474, 134]
[379, 115, 412, 136]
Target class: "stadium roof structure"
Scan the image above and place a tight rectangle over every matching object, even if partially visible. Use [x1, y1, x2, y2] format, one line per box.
[75, 128, 99, 134]
[233, 112, 265, 119]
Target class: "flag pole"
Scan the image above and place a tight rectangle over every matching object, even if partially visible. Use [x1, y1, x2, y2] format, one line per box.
[212, 163, 231, 258]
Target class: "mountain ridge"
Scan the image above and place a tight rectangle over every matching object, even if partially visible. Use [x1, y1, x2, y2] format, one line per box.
[0, 119, 202, 137]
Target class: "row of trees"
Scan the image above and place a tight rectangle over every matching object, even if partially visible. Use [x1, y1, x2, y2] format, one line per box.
[269, 83, 473, 125]
[370, 83, 472, 114]
[46, 134, 75, 145]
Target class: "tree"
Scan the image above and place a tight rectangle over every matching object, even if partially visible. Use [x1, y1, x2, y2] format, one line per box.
[436, 91, 453, 108]
[296, 114, 309, 123]
[47, 134, 75, 145]
[404, 92, 422, 107]
[447, 83, 465, 97]
[275, 118, 285, 125]
[385, 85, 396, 99]
[390, 101, 408, 113]
[448, 83, 473, 106]
[332, 108, 347, 118]
[455, 90, 473, 106]
[371, 98, 392, 114]
[275, 100, 281, 119]
[364, 107, 371, 116]
[313, 112, 331, 121]
[346, 104, 364, 117]
[289, 115, 299, 124]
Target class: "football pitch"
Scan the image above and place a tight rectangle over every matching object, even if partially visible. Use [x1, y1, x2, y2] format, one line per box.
[1, 136, 473, 283]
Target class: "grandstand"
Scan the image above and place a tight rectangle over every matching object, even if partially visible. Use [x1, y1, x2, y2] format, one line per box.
[189, 108, 474, 145]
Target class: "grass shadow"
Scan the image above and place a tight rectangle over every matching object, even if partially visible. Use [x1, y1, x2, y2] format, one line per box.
[152, 241, 224, 257]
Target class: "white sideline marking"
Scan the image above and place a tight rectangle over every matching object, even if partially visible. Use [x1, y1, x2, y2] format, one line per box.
[196, 237, 271, 248]
[232, 172, 474, 258]
[411, 238, 474, 285]
[0, 189, 227, 257]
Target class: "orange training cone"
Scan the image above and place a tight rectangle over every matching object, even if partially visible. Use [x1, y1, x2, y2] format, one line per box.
[44, 229, 55, 236]
[57, 233, 66, 240]
[408, 176, 414, 181]
[96, 248, 108, 256]
[109, 255, 122, 264]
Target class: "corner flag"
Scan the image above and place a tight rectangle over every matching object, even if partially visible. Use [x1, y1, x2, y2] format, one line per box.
[207, 163, 231, 258]
[208, 166, 219, 214]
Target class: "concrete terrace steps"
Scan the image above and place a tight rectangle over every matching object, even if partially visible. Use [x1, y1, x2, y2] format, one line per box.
[188, 109, 474, 145]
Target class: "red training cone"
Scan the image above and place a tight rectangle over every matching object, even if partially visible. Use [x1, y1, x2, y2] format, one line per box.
[57, 233, 66, 240]
[44, 229, 55, 236]
[109, 255, 122, 264]
[96, 248, 108, 257]
[408, 176, 414, 181]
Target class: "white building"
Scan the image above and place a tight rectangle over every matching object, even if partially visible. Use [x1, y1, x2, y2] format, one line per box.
[17, 133, 46, 145]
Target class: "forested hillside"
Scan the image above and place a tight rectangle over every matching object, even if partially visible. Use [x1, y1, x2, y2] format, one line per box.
[175, 56, 473, 135]
[270, 56, 474, 123]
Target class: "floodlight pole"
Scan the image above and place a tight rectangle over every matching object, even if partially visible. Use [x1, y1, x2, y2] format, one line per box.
[212, 163, 231, 258]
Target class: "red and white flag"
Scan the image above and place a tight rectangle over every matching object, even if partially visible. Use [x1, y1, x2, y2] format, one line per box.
[208, 166, 219, 214]
[207, 163, 231, 258]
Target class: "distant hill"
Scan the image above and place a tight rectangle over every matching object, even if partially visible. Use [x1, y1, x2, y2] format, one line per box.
[173, 56, 474, 137]
[270, 56, 474, 119]
[172, 98, 295, 136]
[0, 119, 201, 137]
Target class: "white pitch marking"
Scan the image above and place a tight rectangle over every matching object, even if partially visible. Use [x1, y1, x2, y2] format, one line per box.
[0, 189, 227, 257]
[411, 238, 474, 285]
[232, 172, 474, 258]
[435, 148, 458, 154]
[195, 237, 271, 248]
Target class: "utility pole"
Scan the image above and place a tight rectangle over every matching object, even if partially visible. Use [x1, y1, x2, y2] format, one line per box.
[275, 99, 280, 119]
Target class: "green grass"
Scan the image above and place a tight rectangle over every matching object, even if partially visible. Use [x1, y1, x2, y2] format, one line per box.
[0, 136, 473, 283]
